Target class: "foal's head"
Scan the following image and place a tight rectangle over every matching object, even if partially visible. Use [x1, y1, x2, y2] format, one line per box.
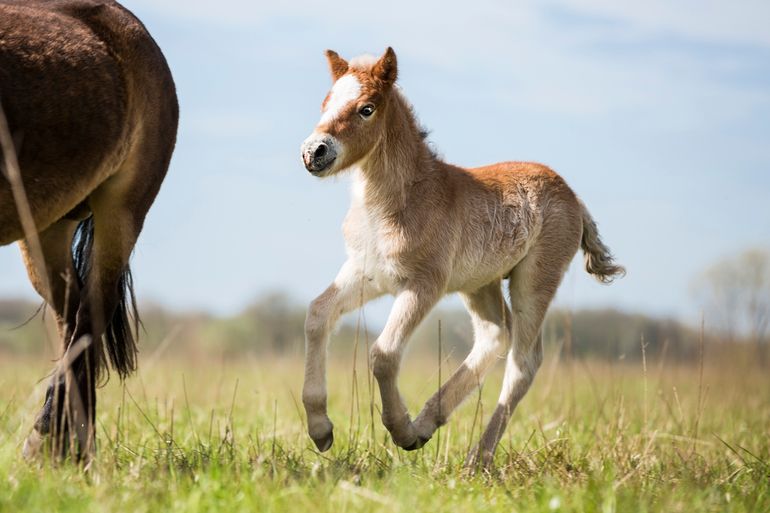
[301, 47, 399, 176]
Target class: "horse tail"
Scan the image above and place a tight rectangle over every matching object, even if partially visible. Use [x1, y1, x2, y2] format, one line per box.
[579, 200, 626, 284]
[72, 216, 139, 381]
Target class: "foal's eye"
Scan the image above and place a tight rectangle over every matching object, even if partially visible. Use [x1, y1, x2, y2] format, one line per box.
[359, 104, 375, 118]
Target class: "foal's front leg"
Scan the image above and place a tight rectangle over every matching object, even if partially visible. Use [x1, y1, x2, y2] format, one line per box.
[370, 286, 440, 450]
[303, 260, 381, 451]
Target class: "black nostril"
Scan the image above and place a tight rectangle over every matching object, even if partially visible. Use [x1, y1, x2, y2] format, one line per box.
[313, 143, 328, 160]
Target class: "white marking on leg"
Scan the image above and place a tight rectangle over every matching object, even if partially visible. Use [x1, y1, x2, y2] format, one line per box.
[496, 348, 535, 408]
[319, 74, 361, 125]
[465, 321, 507, 372]
[413, 285, 509, 440]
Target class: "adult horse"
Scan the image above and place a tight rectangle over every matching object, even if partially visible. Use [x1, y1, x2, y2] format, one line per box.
[0, 0, 178, 462]
[300, 48, 624, 468]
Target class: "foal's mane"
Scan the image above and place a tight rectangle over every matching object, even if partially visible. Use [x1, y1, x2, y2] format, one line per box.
[392, 86, 438, 159]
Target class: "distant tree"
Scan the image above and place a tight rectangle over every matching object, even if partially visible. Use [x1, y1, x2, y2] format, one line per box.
[546, 308, 697, 361]
[694, 248, 770, 364]
[0, 298, 40, 324]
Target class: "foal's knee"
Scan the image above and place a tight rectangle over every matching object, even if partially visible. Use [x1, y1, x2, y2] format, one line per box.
[305, 298, 329, 341]
[516, 341, 543, 382]
[370, 345, 399, 381]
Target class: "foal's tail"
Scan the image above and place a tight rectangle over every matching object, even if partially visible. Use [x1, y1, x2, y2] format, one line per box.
[579, 200, 626, 284]
[72, 217, 139, 381]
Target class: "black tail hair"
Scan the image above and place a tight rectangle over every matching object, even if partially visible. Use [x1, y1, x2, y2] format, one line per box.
[72, 216, 139, 381]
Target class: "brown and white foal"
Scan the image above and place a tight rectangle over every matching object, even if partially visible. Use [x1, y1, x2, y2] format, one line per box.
[300, 48, 624, 467]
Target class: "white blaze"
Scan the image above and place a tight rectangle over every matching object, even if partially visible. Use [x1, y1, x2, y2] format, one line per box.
[319, 74, 361, 125]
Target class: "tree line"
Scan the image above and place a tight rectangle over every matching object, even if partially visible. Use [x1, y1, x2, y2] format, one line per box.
[2, 249, 767, 365]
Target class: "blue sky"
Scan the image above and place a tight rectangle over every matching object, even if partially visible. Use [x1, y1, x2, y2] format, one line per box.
[1, 0, 769, 325]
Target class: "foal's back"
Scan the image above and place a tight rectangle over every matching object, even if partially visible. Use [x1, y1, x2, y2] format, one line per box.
[441, 160, 583, 290]
[469, 160, 583, 242]
[0, 0, 173, 244]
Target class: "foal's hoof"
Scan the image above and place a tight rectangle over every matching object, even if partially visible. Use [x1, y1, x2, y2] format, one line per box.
[311, 430, 334, 452]
[402, 434, 431, 451]
[308, 417, 335, 452]
[391, 422, 431, 450]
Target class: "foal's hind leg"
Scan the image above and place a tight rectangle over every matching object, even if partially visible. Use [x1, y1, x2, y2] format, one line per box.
[466, 248, 566, 469]
[410, 281, 511, 448]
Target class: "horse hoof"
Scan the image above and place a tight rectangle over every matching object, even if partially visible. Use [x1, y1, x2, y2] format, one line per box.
[22, 429, 44, 461]
[402, 434, 431, 451]
[311, 430, 334, 452]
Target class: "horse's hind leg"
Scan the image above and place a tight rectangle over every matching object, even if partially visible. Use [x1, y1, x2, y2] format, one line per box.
[22, 204, 139, 461]
[19, 219, 84, 459]
[23, 130, 173, 461]
[61, 147, 168, 460]
[18, 189, 145, 462]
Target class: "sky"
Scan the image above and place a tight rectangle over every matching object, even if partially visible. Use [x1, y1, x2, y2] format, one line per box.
[1, 0, 769, 326]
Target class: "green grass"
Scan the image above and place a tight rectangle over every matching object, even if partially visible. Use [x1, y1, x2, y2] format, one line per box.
[0, 349, 768, 513]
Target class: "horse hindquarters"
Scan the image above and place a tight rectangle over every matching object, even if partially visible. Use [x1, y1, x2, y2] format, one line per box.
[19, 2, 179, 462]
[467, 200, 583, 468]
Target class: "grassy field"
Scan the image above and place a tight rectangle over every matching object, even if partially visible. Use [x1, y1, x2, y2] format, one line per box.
[0, 347, 768, 513]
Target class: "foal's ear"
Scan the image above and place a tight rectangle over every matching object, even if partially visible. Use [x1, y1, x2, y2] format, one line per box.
[325, 50, 349, 82]
[373, 47, 398, 86]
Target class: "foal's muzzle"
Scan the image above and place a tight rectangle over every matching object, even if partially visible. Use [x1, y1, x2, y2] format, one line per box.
[301, 134, 338, 174]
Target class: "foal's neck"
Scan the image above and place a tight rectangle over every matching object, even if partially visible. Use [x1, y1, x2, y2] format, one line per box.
[355, 92, 439, 214]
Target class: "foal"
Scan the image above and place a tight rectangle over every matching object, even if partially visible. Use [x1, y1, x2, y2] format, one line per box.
[1, 1, 177, 461]
[300, 48, 624, 467]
